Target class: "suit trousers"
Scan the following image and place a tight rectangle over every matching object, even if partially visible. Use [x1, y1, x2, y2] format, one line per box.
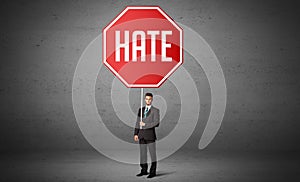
[139, 138, 157, 174]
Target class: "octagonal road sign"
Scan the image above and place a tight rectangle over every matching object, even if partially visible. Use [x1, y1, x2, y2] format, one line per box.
[103, 6, 183, 88]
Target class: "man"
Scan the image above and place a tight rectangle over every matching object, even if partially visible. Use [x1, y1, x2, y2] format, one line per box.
[134, 92, 160, 178]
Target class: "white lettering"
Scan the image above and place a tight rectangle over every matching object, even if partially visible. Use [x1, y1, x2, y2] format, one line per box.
[147, 30, 160, 62]
[115, 30, 129, 62]
[115, 30, 173, 62]
[161, 30, 172, 62]
[132, 30, 146, 62]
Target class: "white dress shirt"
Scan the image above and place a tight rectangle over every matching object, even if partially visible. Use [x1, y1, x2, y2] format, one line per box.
[145, 105, 151, 112]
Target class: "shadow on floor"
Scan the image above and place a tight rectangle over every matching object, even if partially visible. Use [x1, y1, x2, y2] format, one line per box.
[155, 170, 176, 177]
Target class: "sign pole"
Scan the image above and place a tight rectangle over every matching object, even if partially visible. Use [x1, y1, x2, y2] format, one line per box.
[140, 88, 143, 129]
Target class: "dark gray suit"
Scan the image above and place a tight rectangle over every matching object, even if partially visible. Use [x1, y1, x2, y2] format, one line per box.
[134, 106, 160, 174]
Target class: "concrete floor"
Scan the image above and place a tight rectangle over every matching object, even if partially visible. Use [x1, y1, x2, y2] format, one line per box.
[1, 149, 299, 182]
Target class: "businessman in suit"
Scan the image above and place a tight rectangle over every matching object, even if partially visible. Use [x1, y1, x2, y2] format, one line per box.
[134, 92, 160, 178]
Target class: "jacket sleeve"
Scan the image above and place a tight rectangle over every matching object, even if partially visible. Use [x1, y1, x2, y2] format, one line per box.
[134, 108, 141, 135]
[144, 108, 160, 129]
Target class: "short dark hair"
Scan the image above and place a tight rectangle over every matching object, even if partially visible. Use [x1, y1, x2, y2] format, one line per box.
[145, 92, 153, 97]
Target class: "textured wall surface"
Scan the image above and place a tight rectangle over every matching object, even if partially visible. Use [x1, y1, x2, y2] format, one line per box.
[1, 0, 300, 154]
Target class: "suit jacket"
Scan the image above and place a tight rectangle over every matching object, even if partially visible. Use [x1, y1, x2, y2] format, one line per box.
[134, 106, 160, 140]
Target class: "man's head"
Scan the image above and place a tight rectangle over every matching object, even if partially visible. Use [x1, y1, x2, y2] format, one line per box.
[145, 92, 153, 106]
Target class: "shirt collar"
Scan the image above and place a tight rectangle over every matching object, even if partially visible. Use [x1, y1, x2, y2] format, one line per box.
[146, 105, 151, 110]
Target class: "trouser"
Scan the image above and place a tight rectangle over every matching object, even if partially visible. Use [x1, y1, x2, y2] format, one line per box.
[139, 138, 157, 174]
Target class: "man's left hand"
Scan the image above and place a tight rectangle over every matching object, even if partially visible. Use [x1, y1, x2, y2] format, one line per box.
[140, 121, 145, 127]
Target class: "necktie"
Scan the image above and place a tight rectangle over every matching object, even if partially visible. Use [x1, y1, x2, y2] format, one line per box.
[144, 107, 149, 118]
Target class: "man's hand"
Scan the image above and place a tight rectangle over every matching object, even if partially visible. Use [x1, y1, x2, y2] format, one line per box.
[134, 135, 139, 142]
[140, 121, 145, 127]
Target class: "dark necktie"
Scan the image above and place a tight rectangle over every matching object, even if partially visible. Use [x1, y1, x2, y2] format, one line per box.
[144, 107, 149, 118]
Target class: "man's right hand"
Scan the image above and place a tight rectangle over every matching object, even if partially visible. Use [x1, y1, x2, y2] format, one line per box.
[134, 135, 139, 142]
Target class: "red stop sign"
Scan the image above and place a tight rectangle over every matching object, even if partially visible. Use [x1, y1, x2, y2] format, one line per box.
[103, 6, 183, 88]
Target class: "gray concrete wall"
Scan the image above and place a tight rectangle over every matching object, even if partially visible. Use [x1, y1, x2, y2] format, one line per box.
[1, 0, 299, 153]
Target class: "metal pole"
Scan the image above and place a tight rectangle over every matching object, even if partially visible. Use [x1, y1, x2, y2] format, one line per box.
[140, 88, 143, 129]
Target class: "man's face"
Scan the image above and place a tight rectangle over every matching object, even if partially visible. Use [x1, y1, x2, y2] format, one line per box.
[145, 96, 153, 106]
